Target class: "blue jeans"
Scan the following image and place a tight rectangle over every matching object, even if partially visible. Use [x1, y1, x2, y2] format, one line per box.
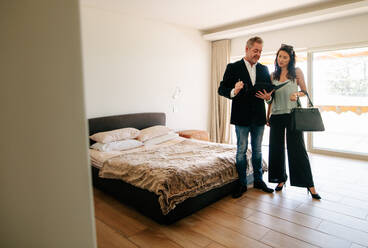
[235, 124, 264, 186]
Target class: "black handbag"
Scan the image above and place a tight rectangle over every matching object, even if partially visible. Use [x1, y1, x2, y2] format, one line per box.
[290, 91, 325, 132]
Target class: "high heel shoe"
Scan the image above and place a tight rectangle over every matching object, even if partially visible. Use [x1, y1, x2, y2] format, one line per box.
[275, 182, 286, 191]
[275, 175, 287, 191]
[307, 188, 321, 200]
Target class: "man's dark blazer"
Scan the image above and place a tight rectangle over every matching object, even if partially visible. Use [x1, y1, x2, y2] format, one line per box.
[218, 58, 272, 126]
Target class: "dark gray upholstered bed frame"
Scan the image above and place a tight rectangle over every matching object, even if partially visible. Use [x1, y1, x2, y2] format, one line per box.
[89, 112, 254, 224]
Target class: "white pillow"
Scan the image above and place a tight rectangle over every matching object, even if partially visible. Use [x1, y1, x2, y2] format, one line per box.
[90, 127, 140, 144]
[144, 132, 179, 146]
[90, 139, 143, 152]
[136, 125, 172, 142]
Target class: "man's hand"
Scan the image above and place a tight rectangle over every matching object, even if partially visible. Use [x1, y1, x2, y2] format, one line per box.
[234, 80, 244, 95]
[255, 89, 274, 101]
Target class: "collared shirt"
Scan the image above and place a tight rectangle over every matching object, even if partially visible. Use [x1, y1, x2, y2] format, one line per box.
[231, 58, 257, 98]
[244, 58, 257, 86]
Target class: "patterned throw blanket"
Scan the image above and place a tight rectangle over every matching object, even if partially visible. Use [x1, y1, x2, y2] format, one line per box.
[99, 139, 266, 215]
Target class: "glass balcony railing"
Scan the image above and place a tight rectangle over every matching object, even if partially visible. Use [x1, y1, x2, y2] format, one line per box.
[313, 105, 368, 155]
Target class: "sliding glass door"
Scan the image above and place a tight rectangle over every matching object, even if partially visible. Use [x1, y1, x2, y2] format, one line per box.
[311, 47, 368, 156]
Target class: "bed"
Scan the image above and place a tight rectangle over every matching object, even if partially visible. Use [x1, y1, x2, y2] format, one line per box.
[89, 112, 260, 224]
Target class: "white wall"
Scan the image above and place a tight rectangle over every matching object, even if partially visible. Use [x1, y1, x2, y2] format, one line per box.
[80, 6, 211, 131]
[0, 1, 96, 247]
[231, 13, 368, 56]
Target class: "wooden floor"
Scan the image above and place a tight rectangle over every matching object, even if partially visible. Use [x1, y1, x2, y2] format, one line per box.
[93, 153, 368, 248]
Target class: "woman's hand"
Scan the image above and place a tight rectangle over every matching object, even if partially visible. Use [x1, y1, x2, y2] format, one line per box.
[266, 117, 270, 126]
[255, 89, 274, 101]
[290, 92, 302, 101]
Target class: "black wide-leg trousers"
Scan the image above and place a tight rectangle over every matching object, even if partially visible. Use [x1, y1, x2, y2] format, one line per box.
[268, 114, 315, 187]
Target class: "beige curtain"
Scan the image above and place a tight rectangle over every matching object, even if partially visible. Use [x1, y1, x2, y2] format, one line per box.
[210, 40, 231, 143]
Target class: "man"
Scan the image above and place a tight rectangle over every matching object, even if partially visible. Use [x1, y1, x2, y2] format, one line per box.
[218, 36, 274, 198]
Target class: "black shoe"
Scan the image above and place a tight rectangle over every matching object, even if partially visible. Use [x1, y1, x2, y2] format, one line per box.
[307, 188, 321, 200]
[275, 175, 288, 191]
[232, 185, 247, 198]
[254, 181, 274, 193]
[275, 182, 285, 191]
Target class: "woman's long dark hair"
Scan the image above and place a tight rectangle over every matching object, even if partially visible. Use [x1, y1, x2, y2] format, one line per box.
[273, 44, 296, 81]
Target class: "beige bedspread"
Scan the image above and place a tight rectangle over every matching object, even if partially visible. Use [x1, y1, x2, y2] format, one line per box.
[97, 138, 267, 215]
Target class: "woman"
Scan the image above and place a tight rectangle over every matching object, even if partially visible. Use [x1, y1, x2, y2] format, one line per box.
[256, 44, 321, 199]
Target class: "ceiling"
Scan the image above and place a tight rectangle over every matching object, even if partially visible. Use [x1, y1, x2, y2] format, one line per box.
[80, 0, 366, 35]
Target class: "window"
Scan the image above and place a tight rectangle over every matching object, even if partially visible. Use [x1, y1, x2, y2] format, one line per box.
[311, 47, 368, 155]
[259, 52, 308, 75]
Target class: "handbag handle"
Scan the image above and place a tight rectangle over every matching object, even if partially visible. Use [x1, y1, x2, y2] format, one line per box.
[296, 90, 314, 108]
